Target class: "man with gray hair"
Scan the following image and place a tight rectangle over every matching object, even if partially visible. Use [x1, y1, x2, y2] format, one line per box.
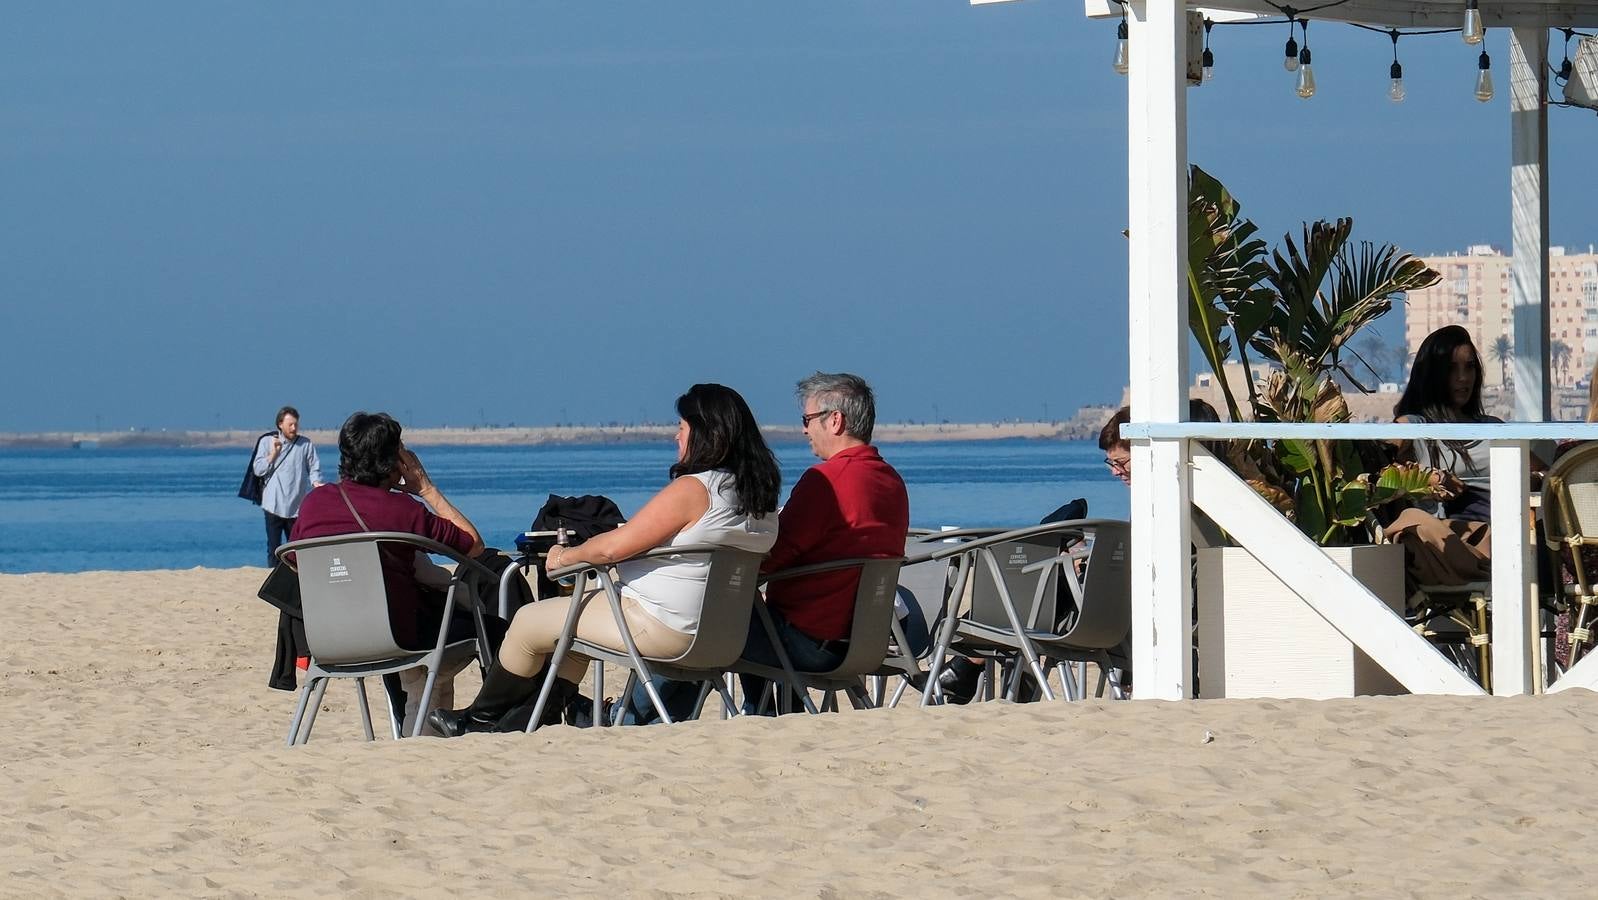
[740, 372, 909, 700]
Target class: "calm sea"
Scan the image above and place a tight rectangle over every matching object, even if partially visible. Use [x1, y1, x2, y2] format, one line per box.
[0, 439, 1127, 574]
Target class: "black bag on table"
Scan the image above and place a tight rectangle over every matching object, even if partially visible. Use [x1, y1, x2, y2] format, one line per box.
[524, 494, 626, 600]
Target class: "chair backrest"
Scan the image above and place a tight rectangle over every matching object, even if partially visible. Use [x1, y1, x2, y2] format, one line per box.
[1053, 521, 1132, 650]
[663, 547, 767, 669]
[969, 533, 1068, 631]
[1543, 442, 1598, 546]
[825, 558, 905, 677]
[294, 538, 409, 664]
[894, 555, 956, 661]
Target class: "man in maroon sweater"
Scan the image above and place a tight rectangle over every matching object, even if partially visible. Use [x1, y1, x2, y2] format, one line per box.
[738, 373, 909, 709]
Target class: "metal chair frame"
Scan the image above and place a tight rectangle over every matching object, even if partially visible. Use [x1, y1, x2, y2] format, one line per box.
[278, 532, 495, 746]
[524, 544, 766, 729]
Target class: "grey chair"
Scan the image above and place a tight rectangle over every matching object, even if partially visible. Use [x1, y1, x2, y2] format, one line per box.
[523, 544, 767, 729]
[871, 547, 961, 708]
[730, 556, 905, 714]
[278, 532, 495, 746]
[915, 520, 1132, 705]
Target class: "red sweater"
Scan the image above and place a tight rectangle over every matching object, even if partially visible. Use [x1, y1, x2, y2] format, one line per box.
[763, 445, 909, 640]
[291, 481, 473, 649]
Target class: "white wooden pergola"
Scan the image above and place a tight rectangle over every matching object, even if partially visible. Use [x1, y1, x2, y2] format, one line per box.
[983, 0, 1598, 698]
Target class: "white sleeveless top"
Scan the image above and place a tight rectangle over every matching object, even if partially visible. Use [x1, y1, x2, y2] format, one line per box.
[617, 470, 777, 635]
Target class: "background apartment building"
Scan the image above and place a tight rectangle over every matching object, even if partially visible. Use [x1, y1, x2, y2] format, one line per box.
[1405, 245, 1598, 394]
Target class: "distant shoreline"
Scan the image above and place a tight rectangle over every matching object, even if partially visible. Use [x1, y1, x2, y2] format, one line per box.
[0, 411, 1117, 450]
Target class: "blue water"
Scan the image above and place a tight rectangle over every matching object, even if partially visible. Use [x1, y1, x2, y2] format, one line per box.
[0, 439, 1127, 573]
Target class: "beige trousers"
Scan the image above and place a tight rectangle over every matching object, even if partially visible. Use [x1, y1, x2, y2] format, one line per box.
[1386, 508, 1492, 588]
[501, 590, 693, 683]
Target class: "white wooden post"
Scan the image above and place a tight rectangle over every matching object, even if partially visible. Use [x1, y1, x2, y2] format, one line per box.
[1126, 0, 1192, 700]
[1489, 440, 1537, 694]
[1509, 27, 1550, 422]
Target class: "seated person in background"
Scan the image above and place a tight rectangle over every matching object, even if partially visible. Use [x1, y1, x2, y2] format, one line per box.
[1385, 326, 1510, 587]
[290, 411, 508, 734]
[738, 372, 909, 713]
[430, 384, 780, 736]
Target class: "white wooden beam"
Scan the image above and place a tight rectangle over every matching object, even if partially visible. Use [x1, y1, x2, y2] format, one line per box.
[1548, 638, 1598, 691]
[1126, 0, 1193, 700]
[1489, 441, 1537, 694]
[1190, 448, 1486, 695]
[1510, 27, 1551, 423]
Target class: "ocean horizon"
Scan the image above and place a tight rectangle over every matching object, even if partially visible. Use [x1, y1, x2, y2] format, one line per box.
[0, 438, 1127, 574]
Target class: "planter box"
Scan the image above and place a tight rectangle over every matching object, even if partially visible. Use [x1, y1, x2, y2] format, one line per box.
[1196, 544, 1408, 700]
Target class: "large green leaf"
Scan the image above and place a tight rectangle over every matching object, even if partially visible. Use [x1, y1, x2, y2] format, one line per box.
[1279, 438, 1316, 475]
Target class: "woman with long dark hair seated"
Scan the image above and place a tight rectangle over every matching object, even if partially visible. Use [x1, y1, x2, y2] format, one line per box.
[1386, 325, 1505, 585]
[429, 384, 781, 735]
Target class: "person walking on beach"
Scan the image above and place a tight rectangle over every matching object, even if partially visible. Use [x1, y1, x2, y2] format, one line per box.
[254, 405, 323, 567]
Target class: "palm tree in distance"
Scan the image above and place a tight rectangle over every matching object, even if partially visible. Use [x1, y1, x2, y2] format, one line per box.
[1552, 339, 1573, 386]
[1491, 335, 1513, 387]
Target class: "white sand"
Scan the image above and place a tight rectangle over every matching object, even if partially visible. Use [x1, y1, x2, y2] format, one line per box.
[3, 567, 1595, 898]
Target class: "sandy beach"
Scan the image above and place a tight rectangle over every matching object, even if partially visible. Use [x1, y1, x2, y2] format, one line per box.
[5, 566, 1597, 898]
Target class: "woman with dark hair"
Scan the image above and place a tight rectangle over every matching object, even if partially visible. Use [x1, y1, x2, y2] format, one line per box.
[1386, 326, 1502, 585]
[430, 384, 780, 736]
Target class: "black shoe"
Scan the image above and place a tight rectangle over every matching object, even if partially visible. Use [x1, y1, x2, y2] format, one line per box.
[937, 658, 982, 705]
[426, 664, 543, 738]
[493, 677, 579, 733]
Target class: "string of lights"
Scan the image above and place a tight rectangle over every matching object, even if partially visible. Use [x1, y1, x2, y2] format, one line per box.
[1108, 1, 1582, 105]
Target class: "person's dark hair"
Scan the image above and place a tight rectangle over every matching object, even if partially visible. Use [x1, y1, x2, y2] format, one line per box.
[670, 384, 780, 515]
[796, 372, 877, 443]
[276, 405, 300, 428]
[339, 411, 404, 486]
[1395, 325, 1483, 421]
[1099, 406, 1131, 452]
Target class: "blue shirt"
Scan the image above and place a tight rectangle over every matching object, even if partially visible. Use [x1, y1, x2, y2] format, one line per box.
[252, 434, 322, 518]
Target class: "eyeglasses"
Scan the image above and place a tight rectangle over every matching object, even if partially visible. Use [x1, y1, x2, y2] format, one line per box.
[1104, 456, 1131, 473]
[801, 409, 836, 428]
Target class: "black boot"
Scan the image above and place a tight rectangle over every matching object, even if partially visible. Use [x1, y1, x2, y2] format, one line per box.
[494, 678, 580, 733]
[938, 657, 983, 704]
[426, 663, 543, 738]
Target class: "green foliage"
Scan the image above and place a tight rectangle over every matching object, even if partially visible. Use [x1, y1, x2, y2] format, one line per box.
[1186, 165, 1446, 545]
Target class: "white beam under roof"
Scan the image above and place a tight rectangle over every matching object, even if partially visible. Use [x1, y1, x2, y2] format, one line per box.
[1082, 0, 1598, 27]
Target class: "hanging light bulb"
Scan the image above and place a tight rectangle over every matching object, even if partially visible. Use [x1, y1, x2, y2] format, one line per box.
[1476, 47, 1494, 101]
[1202, 19, 1215, 82]
[1462, 0, 1484, 45]
[1297, 46, 1316, 97]
[1284, 18, 1300, 72]
[1114, 15, 1130, 75]
[1295, 21, 1314, 98]
[1388, 31, 1405, 102]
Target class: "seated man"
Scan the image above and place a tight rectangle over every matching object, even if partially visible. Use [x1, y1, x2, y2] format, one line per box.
[739, 372, 910, 712]
[290, 411, 508, 733]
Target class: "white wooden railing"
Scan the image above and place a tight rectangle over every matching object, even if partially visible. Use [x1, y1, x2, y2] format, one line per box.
[1118, 420, 1598, 698]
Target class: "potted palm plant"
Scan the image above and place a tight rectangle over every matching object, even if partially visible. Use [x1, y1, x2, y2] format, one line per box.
[1185, 165, 1449, 698]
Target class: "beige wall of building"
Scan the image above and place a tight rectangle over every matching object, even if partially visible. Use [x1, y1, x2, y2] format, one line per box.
[1405, 245, 1598, 392]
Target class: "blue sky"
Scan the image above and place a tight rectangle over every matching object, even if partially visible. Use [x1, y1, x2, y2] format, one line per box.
[2, 2, 1594, 432]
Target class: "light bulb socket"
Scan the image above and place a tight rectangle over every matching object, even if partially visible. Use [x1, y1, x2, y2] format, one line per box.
[1479, 49, 1491, 70]
[1559, 58, 1574, 79]
[1285, 36, 1299, 59]
[1390, 60, 1403, 79]
[1300, 46, 1312, 66]
[1202, 48, 1214, 68]
[1117, 19, 1128, 39]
